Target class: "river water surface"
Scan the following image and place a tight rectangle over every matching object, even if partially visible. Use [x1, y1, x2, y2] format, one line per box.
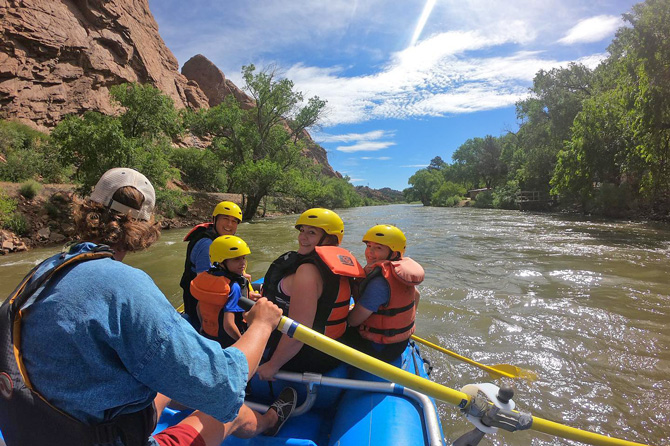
[1, 205, 668, 445]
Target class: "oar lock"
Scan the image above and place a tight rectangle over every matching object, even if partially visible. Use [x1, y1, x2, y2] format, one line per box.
[453, 383, 533, 446]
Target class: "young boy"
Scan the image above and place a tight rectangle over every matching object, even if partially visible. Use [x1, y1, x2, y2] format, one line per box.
[347, 224, 424, 363]
[190, 235, 251, 348]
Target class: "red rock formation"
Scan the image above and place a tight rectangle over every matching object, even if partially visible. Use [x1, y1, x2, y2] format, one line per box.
[182, 54, 255, 109]
[0, 0, 209, 131]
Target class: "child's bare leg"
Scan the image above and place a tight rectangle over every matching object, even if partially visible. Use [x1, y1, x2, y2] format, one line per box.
[153, 393, 171, 415]
[177, 405, 276, 445]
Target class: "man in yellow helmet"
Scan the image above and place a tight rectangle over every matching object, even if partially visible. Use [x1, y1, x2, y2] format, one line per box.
[179, 201, 244, 327]
[346, 224, 424, 363]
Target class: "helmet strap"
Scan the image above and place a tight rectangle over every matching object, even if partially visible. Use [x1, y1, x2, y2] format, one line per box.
[387, 251, 401, 261]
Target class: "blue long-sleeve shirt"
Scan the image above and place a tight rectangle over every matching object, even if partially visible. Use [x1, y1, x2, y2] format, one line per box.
[20, 243, 248, 425]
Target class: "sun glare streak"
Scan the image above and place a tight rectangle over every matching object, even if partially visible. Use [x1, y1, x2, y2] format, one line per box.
[410, 0, 437, 47]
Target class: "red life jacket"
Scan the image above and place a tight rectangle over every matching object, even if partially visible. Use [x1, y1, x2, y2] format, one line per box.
[358, 257, 424, 344]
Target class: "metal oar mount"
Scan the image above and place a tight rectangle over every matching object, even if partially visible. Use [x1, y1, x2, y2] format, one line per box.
[410, 335, 538, 381]
[239, 297, 655, 446]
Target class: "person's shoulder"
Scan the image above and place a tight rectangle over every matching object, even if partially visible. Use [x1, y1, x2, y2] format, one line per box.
[72, 258, 155, 286]
[296, 261, 320, 275]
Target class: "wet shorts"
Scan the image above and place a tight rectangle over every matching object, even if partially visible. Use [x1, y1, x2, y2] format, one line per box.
[152, 424, 205, 446]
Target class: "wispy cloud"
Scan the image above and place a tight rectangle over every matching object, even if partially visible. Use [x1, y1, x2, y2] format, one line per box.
[151, 0, 631, 127]
[315, 130, 395, 143]
[361, 156, 391, 160]
[558, 15, 622, 45]
[286, 26, 583, 125]
[401, 164, 428, 168]
[337, 141, 396, 153]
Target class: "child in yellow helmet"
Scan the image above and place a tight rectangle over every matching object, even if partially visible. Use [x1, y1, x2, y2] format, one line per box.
[190, 235, 251, 348]
[180, 201, 261, 329]
[347, 224, 425, 363]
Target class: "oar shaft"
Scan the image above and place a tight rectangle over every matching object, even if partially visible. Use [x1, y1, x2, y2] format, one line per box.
[531, 416, 652, 446]
[241, 298, 654, 446]
[411, 335, 515, 378]
[276, 316, 471, 408]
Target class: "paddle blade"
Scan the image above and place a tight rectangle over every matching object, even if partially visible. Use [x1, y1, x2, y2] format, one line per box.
[489, 364, 538, 382]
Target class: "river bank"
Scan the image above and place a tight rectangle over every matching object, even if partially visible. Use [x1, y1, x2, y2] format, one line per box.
[0, 182, 251, 255]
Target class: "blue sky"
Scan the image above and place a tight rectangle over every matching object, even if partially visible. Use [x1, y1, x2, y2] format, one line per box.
[148, 0, 639, 191]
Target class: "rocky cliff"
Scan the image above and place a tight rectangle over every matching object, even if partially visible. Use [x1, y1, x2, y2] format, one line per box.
[0, 0, 337, 176]
[0, 0, 209, 131]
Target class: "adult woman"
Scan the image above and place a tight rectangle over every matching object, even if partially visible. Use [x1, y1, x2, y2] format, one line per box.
[346, 224, 424, 363]
[258, 208, 363, 380]
[0, 168, 295, 446]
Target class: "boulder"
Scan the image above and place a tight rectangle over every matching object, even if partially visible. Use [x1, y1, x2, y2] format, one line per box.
[0, 0, 209, 131]
[182, 54, 255, 109]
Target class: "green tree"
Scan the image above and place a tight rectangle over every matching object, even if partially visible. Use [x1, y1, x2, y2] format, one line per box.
[407, 169, 443, 206]
[190, 65, 326, 220]
[513, 63, 593, 192]
[51, 83, 180, 198]
[431, 181, 466, 207]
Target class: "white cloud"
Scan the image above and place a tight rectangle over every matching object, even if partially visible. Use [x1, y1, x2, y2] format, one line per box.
[349, 178, 365, 183]
[361, 156, 391, 160]
[151, 0, 633, 126]
[315, 130, 395, 144]
[337, 141, 396, 153]
[558, 15, 622, 45]
[401, 164, 428, 168]
[287, 29, 579, 125]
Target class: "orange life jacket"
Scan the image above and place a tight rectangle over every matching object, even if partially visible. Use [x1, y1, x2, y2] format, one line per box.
[358, 257, 424, 344]
[313, 246, 365, 339]
[190, 269, 248, 339]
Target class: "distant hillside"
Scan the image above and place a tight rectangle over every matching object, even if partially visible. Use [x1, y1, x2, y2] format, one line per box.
[355, 186, 404, 203]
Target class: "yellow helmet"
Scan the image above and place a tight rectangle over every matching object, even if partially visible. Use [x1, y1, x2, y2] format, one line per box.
[295, 208, 344, 244]
[212, 201, 242, 222]
[209, 235, 251, 264]
[362, 224, 406, 256]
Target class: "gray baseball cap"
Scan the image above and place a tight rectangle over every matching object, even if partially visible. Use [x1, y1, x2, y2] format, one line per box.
[89, 168, 155, 221]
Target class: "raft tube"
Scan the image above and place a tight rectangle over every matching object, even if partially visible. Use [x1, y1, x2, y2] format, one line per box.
[153, 340, 445, 446]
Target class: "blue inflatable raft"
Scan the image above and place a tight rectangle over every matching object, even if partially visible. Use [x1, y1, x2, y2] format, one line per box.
[153, 340, 445, 446]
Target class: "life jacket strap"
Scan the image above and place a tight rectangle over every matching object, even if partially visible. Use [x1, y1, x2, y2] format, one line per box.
[363, 321, 415, 337]
[324, 316, 348, 326]
[375, 301, 415, 316]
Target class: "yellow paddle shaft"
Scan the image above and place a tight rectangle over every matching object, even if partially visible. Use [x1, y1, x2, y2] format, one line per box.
[279, 317, 656, 446]
[277, 316, 470, 407]
[411, 335, 516, 378]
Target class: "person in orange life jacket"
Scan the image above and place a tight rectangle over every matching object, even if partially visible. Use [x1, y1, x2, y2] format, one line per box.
[258, 208, 364, 380]
[190, 236, 251, 348]
[180, 201, 261, 329]
[1, 168, 296, 446]
[346, 224, 425, 363]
